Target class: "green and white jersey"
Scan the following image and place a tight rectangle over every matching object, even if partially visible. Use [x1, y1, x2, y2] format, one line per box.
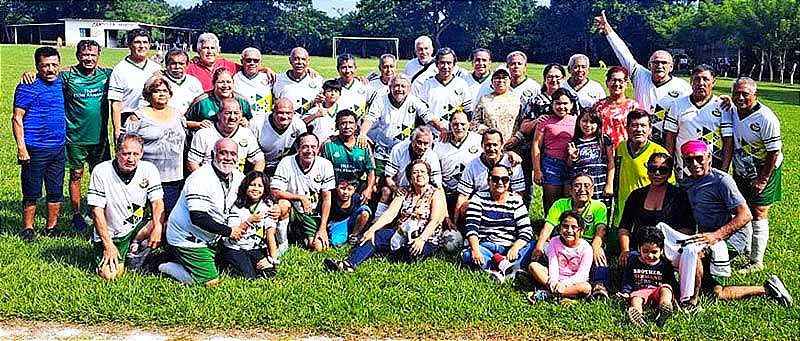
[304, 103, 338, 143]
[473, 76, 542, 111]
[108, 56, 162, 113]
[403, 58, 436, 83]
[664, 95, 732, 173]
[164, 73, 203, 115]
[562, 79, 606, 108]
[433, 131, 482, 193]
[384, 141, 443, 188]
[60, 66, 112, 145]
[222, 200, 276, 251]
[234, 71, 273, 119]
[272, 155, 336, 215]
[167, 164, 244, 248]
[188, 125, 264, 170]
[88, 160, 163, 242]
[365, 94, 432, 160]
[367, 77, 390, 108]
[731, 103, 783, 180]
[321, 137, 375, 184]
[606, 31, 691, 144]
[460, 72, 491, 112]
[338, 78, 372, 118]
[272, 70, 323, 116]
[412, 75, 473, 136]
[250, 114, 307, 169]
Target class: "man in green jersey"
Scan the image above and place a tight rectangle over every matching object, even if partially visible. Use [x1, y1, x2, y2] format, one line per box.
[320, 109, 376, 205]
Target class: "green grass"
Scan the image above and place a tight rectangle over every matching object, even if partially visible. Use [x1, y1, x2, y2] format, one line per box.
[1, 44, 799, 338]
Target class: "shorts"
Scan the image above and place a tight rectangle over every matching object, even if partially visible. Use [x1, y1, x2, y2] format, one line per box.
[374, 158, 388, 177]
[66, 142, 110, 170]
[174, 245, 219, 284]
[92, 225, 141, 268]
[630, 284, 672, 305]
[734, 164, 782, 206]
[701, 241, 739, 291]
[21, 144, 65, 204]
[541, 155, 568, 186]
[290, 209, 322, 240]
[327, 204, 372, 246]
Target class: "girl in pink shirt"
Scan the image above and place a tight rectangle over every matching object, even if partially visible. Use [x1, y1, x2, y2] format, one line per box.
[528, 211, 592, 302]
[532, 88, 577, 214]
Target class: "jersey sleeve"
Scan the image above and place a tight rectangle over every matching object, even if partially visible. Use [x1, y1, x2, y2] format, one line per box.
[662, 100, 679, 133]
[107, 68, 126, 102]
[460, 84, 473, 116]
[545, 200, 564, 229]
[185, 175, 215, 212]
[13, 83, 35, 110]
[464, 199, 483, 239]
[321, 161, 336, 192]
[510, 164, 525, 193]
[187, 130, 208, 164]
[365, 96, 383, 123]
[428, 154, 443, 186]
[414, 97, 434, 123]
[246, 133, 265, 162]
[87, 168, 107, 208]
[144, 164, 164, 201]
[384, 145, 402, 178]
[720, 174, 747, 211]
[720, 106, 733, 137]
[760, 113, 782, 152]
[457, 165, 476, 196]
[270, 158, 291, 192]
[605, 31, 643, 79]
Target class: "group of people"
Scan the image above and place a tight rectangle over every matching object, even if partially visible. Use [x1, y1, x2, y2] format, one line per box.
[12, 10, 792, 329]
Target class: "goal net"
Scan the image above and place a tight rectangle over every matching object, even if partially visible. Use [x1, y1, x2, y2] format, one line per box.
[332, 36, 399, 60]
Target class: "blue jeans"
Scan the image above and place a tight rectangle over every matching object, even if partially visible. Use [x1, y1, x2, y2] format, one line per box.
[460, 240, 536, 269]
[21, 144, 65, 204]
[590, 249, 611, 288]
[328, 204, 372, 246]
[541, 155, 568, 186]
[346, 228, 437, 268]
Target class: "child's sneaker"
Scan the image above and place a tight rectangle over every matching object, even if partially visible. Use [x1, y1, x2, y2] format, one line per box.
[738, 262, 764, 274]
[627, 306, 647, 327]
[526, 289, 550, 304]
[72, 213, 89, 233]
[655, 302, 673, 327]
[765, 275, 793, 307]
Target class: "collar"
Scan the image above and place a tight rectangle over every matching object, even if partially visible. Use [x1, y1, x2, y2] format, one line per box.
[112, 160, 136, 185]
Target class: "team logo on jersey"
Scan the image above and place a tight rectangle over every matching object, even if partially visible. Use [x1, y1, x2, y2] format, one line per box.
[455, 89, 464, 96]
[750, 122, 761, 132]
[357, 88, 366, 95]
[407, 107, 415, 114]
[239, 139, 248, 147]
[584, 214, 594, 224]
[139, 178, 149, 188]
[589, 93, 598, 99]
[314, 173, 323, 183]
[190, 85, 200, 93]
[668, 90, 680, 98]
[260, 79, 269, 87]
[712, 109, 722, 117]
[309, 82, 318, 89]
[468, 146, 479, 153]
[333, 152, 341, 158]
[523, 90, 533, 98]
[291, 131, 299, 138]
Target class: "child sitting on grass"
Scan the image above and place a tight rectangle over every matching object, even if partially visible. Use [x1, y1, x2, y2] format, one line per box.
[618, 226, 677, 327]
[327, 176, 372, 246]
[527, 211, 592, 303]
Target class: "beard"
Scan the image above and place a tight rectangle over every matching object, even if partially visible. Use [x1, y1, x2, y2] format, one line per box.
[213, 158, 236, 175]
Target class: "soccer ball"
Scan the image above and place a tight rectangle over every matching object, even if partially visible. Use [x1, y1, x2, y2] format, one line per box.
[440, 229, 464, 253]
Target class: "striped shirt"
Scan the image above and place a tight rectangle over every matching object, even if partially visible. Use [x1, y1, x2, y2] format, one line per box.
[465, 193, 533, 247]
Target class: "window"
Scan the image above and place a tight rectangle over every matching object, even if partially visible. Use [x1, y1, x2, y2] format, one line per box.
[79, 28, 90, 37]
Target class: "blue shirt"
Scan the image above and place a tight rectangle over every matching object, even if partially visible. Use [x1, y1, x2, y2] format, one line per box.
[681, 169, 748, 252]
[14, 77, 66, 148]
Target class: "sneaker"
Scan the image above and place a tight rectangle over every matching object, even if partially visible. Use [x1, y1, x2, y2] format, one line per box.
[738, 262, 765, 275]
[72, 213, 89, 232]
[627, 306, 647, 327]
[515, 269, 536, 291]
[19, 228, 35, 243]
[126, 240, 151, 271]
[765, 275, 793, 307]
[260, 266, 277, 278]
[41, 227, 64, 238]
[655, 302, 673, 327]
[487, 269, 506, 283]
[591, 284, 609, 300]
[323, 258, 353, 273]
[680, 301, 704, 314]
[526, 289, 550, 304]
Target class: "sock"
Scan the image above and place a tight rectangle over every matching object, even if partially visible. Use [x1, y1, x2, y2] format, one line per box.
[751, 219, 769, 264]
[743, 221, 753, 255]
[275, 217, 289, 257]
[374, 202, 388, 219]
[158, 262, 193, 284]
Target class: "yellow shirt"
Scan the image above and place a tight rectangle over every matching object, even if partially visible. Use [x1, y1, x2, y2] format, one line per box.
[613, 140, 674, 226]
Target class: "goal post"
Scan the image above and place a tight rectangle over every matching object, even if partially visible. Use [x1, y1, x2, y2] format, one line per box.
[332, 36, 400, 60]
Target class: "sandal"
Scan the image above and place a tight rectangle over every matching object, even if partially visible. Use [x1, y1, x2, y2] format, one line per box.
[656, 302, 673, 327]
[627, 306, 647, 327]
[591, 284, 609, 300]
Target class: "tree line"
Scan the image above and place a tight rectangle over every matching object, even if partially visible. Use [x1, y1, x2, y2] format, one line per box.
[2, 0, 799, 83]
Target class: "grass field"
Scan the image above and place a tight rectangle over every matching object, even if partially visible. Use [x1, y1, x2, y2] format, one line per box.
[1, 44, 799, 338]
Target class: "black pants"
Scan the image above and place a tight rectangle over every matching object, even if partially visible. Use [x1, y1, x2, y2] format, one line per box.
[219, 247, 268, 279]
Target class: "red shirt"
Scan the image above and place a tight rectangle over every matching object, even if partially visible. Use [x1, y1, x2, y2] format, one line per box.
[185, 56, 239, 92]
[592, 97, 642, 147]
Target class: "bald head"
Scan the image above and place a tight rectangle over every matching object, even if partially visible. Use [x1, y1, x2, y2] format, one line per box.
[648, 50, 674, 83]
[214, 137, 238, 155]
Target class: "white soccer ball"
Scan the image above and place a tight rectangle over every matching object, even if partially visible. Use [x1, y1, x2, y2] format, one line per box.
[440, 229, 464, 253]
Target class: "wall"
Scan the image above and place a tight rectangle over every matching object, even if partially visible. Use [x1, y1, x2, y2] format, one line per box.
[63, 19, 140, 47]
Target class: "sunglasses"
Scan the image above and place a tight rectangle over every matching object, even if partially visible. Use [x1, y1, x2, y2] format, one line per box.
[647, 165, 671, 175]
[490, 175, 510, 184]
[243, 58, 261, 63]
[682, 155, 705, 165]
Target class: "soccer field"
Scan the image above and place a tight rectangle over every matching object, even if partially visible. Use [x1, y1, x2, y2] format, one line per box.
[0, 44, 798, 338]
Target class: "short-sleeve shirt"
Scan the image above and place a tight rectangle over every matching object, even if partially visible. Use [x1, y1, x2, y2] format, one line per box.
[433, 132, 482, 193]
[570, 135, 613, 197]
[384, 141, 442, 188]
[458, 155, 525, 197]
[413, 75, 472, 134]
[188, 125, 263, 171]
[167, 164, 244, 248]
[271, 155, 336, 215]
[545, 198, 608, 241]
[366, 94, 432, 160]
[367, 76, 389, 108]
[731, 103, 783, 180]
[478, 77, 542, 108]
[536, 114, 576, 160]
[460, 72, 491, 112]
[60, 66, 112, 145]
[185, 92, 253, 123]
[338, 78, 372, 118]
[562, 79, 606, 108]
[185, 57, 239, 92]
[664, 95, 733, 172]
[123, 111, 186, 182]
[108, 57, 162, 113]
[234, 71, 273, 118]
[164, 73, 204, 115]
[222, 200, 276, 251]
[250, 114, 307, 169]
[464, 193, 533, 247]
[272, 70, 324, 117]
[321, 137, 375, 185]
[681, 169, 748, 251]
[88, 160, 163, 242]
[614, 140, 673, 226]
[330, 193, 362, 222]
[13, 77, 66, 148]
[592, 97, 643, 147]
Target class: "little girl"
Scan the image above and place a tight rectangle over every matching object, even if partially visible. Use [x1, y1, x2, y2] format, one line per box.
[566, 108, 615, 207]
[619, 226, 676, 328]
[220, 171, 283, 279]
[527, 211, 592, 302]
[532, 88, 577, 214]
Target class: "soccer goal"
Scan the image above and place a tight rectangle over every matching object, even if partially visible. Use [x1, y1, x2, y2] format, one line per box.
[332, 36, 399, 60]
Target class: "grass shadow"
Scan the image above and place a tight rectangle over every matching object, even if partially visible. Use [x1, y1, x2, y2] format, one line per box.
[39, 243, 95, 273]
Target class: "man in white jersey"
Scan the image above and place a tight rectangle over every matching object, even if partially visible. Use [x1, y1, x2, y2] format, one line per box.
[234, 47, 273, 120]
[562, 54, 606, 108]
[250, 97, 307, 175]
[455, 129, 525, 225]
[163, 49, 203, 115]
[335, 53, 372, 118]
[664, 64, 733, 178]
[385, 125, 443, 189]
[109, 29, 162, 140]
[461, 48, 493, 111]
[594, 10, 691, 145]
[359, 74, 434, 176]
[273, 47, 324, 117]
[367, 54, 397, 107]
[404, 35, 437, 86]
[163, 138, 246, 286]
[729, 77, 783, 274]
[412, 47, 469, 139]
[433, 111, 482, 227]
[89, 134, 164, 280]
[188, 98, 265, 173]
[271, 132, 336, 252]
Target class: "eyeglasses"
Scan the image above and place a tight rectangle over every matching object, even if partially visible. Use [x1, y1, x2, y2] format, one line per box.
[647, 165, 671, 175]
[221, 110, 242, 115]
[490, 175, 510, 184]
[682, 155, 705, 165]
[243, 58, 261, 63]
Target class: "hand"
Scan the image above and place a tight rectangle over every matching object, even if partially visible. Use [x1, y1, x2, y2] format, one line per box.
[100, 244, 121, 275]
[719, 95, 733, 111]
[263, 67, 277, 84]
[616, 292, 630, 299]
[247, 214, 263, 224]
[567, 142, 579, 162]
[751, 177, 768, 194]
[148, 223, 163, 249]
[507, 245, 521, 262]
[438, 127, 449, 142]
[127, 113, 140, 122]
[267, 205, 282, 220]
[592, 245, 607, 267]
[443, 217, 457, 231]
[533, 170, 544, 185]
[603, 183, 614, 198]
[471, 248, 485, 266]
[313, 91, 325, 105]
[504, 136, 519, 150]
[20, 71, 36, 85]
[199, 120, 213, 129]
[360, 188, 372, 204]
[408, 237, 426, 257]
[239, 117, 250, 127]
[356, 135, 371, 149]
[307, 67, 320, 79]
[533, 115, 550, 126]
[618, 249, 630, 268]
[255, 257, 273, 270]
[696, 231, 722, 247]
[357, 75, 369, 85]
[531, 247, 544, 262]
[593, 10, 612, 34]
[229, 224, 245, 240]
[17, 146, 30, 163]
[359, 229, 376, 246]
[314, 229, 330, 250]
[520, 120, 536, 134]
[506, 151, 522, 166]
[299, 196, 313, 214]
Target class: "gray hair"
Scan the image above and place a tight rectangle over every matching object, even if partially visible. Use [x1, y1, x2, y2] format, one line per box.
[471, 48, 492, 61]
[506, 51, 527, 64]
[389, 73, 410, 87]
[196, 33, 220, 51]
[732, 77, 757, 93]
[410, 125, 433, 141]
[414, 35, 433, 48]
[378, 54, 397, 68]
[240, 47, 261, 59]
[115, 133, 144, 152]
[568, 54, 589, 69]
